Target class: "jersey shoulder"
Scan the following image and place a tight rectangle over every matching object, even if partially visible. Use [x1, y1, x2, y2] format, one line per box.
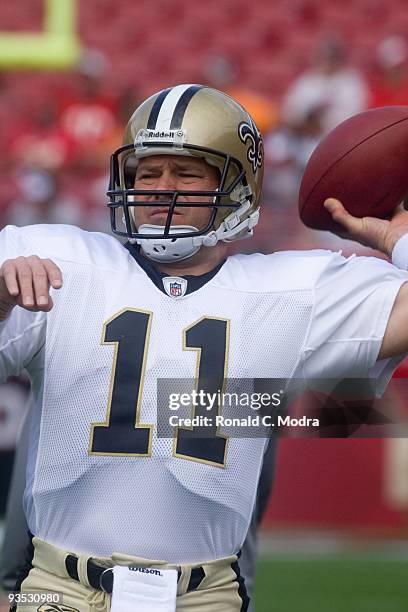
[0, 224, 128, 271]
[217, 250, 346, 293]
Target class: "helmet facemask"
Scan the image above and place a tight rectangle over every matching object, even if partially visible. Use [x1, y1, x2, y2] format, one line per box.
[108, 142, 248, 241]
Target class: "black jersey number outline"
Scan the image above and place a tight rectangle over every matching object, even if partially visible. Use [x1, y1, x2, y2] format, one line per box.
[89, 309, 229, 467]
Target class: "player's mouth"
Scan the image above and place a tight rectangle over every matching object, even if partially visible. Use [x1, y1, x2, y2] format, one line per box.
[150, 208, 183, 219]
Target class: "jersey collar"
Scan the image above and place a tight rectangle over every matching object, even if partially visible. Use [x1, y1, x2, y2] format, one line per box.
[124, 242, 226, 296]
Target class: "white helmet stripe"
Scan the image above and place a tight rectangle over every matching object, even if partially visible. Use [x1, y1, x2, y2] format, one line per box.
[146, 87, 172, 129]
[170, 85, 205, 129]
[155, 84, 201, 130]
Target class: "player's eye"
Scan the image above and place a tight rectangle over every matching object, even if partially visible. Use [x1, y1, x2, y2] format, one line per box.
[136, 173, 157, 180]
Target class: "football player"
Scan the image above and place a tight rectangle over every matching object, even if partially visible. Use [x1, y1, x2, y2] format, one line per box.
[2, 84, 408, 612]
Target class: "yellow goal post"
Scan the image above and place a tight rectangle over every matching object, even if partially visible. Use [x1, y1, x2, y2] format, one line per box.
[0, 0, 82, 69]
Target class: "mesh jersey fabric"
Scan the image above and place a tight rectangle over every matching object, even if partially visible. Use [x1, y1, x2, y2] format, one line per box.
[0, 224, 407, 561]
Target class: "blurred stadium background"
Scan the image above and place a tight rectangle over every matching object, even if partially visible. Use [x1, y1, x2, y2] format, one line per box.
[0, 1, 408, 610]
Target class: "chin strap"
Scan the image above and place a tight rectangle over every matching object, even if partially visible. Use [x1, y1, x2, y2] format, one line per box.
[134, 200, 260, 262]
[135, 225, 203, 262]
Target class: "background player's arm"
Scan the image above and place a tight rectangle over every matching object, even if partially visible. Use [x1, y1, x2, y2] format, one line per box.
[0, 256, 63, 321]
[325, 198, 408, 360]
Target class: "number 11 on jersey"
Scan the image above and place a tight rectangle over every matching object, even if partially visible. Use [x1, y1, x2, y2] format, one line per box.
[89, 309, 229, 467]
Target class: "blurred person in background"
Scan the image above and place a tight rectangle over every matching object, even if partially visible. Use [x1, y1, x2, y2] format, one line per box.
[262, 103, 325, 250]
[4, 96, 83, 229]
[57, 49, 120, 169]
[283, 34, 369, 134]
[0, 74, 27, 178]
[369, 35, 408, 107]
[8, 100, 73, 174]
[0, 397, 32, 593]
[202, 54, 278, 135]
[4, 166, 84, 228]
[0, 376, 30, 515]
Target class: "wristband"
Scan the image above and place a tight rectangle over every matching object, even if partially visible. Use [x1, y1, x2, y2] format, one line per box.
[391, 234, 408, 270]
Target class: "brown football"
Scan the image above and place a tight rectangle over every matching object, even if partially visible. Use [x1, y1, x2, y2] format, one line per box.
[299, 106, 408, 232]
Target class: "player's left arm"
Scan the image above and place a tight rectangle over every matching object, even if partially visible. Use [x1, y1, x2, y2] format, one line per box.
[324, 197, 408, 360]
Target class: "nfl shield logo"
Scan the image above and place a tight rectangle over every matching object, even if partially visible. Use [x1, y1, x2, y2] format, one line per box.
[162, 276, 188, 298]
[170, 282, 182, 297]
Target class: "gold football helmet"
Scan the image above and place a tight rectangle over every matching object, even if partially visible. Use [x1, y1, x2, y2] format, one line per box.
[108, 84, 264, 261]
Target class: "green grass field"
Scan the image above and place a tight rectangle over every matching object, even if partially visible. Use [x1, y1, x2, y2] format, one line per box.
[254, 556, 408, 612]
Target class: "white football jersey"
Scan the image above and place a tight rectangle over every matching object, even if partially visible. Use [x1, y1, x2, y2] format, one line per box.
[0, 224, 406, 562]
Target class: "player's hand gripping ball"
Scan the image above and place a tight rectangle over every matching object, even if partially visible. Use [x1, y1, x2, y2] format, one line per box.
[299, 106, 408, 232]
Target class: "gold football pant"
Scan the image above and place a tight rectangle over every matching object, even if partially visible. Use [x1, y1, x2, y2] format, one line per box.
[17, 537, 249, 611]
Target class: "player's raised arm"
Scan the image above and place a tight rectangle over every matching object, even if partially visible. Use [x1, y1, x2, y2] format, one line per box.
[324, 198, 408, 360]
[0, 256, 63, 321]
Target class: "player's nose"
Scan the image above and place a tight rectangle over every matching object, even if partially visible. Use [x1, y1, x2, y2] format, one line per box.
[152, 171, 177, 201]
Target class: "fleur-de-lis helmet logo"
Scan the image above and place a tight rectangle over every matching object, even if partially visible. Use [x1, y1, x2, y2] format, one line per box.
[238, 118, 264, 174]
